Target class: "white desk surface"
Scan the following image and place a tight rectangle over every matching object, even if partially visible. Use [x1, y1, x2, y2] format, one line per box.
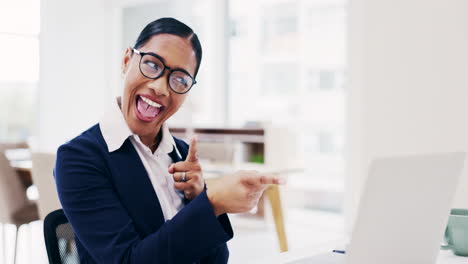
[275, 242, 467, 264]
[202, 162, 304, 179]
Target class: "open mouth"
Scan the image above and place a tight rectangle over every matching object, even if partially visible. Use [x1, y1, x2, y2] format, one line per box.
[134, 95, 165, 122]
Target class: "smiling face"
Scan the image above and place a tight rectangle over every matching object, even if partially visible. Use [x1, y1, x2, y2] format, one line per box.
[121, 34, 197, 147]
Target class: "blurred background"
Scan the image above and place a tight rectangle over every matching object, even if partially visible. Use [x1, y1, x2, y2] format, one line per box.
[0, 0, 467, 263]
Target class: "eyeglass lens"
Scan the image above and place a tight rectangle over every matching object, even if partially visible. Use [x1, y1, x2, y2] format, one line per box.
[139, 54, 193, 93]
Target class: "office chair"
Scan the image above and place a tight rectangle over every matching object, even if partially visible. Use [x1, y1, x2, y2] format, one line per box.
[0, 143, 39, 264]
[43, 209, 80, 264]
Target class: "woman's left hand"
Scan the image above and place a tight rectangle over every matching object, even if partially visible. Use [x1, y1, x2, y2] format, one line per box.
[169, 137, 204, 200]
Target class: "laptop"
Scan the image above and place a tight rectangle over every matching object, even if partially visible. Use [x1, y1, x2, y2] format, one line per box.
[291, 152, 466, 264]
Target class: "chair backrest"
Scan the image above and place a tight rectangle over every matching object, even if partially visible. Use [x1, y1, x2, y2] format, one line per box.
[0, 143, 30, 223]
[44, 209, 80, 264]
[31, 152, 61, 219]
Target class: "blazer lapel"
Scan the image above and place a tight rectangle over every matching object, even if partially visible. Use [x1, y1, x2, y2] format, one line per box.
[108, 138, 165, 235]
[168, 145, 183, 163]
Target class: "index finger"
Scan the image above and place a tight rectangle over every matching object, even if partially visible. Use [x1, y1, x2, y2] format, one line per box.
[185, 136, 199, 162]
[242, 173, 282, 187]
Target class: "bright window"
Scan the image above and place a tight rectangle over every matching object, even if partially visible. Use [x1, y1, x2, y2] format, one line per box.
[0, 0, 40, 142]
[229, 0, 347, 211]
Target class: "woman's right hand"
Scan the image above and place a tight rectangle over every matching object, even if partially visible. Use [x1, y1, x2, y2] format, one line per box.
[206, 170, 282, 216]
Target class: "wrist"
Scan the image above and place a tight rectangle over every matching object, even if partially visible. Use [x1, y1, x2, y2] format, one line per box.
[206, 188, 224, 217]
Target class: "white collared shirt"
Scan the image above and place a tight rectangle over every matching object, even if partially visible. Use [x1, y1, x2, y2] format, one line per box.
[99, 98, 184, 221]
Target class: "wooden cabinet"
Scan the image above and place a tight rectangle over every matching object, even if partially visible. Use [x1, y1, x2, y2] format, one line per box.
[169, 127, 265, 164]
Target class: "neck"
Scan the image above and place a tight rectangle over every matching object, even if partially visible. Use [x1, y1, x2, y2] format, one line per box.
[140, 128, 163, 153]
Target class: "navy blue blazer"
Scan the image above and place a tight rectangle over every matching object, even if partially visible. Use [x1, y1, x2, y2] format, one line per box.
[54, 124, 233, 264]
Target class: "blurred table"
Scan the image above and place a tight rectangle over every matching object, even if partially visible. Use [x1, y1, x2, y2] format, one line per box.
[6, 148, 33, 188]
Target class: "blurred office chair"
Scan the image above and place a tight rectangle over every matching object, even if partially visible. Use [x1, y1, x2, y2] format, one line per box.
[44, 209, 79, 264]
[31, 153, 61, 220]
[0, 143, 39, 264]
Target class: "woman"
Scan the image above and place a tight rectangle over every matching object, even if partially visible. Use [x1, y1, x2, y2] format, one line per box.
[54, 17, 280, 264]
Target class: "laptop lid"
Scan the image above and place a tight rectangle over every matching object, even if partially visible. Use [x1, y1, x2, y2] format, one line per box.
[347, 152, 466, 264]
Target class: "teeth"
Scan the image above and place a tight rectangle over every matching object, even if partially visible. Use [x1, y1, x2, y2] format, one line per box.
[140, 96, 162, 108]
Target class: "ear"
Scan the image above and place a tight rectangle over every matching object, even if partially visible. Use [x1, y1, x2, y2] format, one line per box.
[121, 47, 133, 76]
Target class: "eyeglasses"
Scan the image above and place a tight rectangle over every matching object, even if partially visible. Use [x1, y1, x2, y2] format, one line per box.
[132, 48, 197, 94]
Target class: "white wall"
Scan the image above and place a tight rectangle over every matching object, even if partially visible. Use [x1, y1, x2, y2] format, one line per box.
[346, 0, 468, 232]
[37, 0, 111, 152]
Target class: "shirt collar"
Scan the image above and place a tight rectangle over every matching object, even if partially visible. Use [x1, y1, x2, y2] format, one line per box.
[157, 122, 178, 155]
[99, 97, 178, 155]
[131, 122, 177, 156]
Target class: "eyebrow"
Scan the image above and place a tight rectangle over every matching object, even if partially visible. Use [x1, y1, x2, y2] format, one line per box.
[143, 51, 166, 64]
[139, 50, 194, 78]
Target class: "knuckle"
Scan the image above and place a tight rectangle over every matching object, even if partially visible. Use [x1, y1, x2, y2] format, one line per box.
[244, 190, 251, 200]
[172, 163, 181, 171]
[239, 173, 248, 181]
[191, 173, 199, 181]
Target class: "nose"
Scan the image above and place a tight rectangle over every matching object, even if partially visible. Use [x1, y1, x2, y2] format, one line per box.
[147, 71, 170, 97]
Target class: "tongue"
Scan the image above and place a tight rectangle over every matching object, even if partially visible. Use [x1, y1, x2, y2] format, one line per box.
[137, 97, 161, 118]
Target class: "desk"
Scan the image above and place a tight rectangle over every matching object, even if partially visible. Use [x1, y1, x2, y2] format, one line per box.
[277, 241, 467, 264]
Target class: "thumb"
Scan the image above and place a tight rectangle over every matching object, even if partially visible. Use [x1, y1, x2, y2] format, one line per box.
[185, 136, 199, 162]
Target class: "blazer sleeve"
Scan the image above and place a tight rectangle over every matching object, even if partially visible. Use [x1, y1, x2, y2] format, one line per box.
[54, 138, 233, 264]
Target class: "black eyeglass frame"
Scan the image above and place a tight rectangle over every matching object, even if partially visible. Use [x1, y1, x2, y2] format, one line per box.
[132, 48, 197, 94]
